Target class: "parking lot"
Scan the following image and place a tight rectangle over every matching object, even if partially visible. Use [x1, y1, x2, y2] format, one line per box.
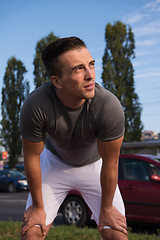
[0, 191, 65, 226]
[0, 192, 27, 221]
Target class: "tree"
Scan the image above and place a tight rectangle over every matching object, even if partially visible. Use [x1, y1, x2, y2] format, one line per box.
[1, 57, 29, 168]
[33, 32, 59, 88]
[102, 21, 143, 142]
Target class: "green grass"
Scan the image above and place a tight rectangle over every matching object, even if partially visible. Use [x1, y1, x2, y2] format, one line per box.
[0, 222, 159, 240]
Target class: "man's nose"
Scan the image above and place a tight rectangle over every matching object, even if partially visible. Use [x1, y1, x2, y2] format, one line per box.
[85, 68, 95, 80]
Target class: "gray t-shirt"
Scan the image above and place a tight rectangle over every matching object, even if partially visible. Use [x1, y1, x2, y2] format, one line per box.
[20, 82, 125, 166]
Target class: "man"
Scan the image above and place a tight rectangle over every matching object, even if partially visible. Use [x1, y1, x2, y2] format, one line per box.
[20, 37, 128, 240]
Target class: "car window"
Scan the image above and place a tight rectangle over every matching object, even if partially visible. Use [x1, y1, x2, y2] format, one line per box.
[9, 170, 24, 178]
[0, 171, 6, 177]
[149, 164, 160, 176]
[122, 158, 150, 181]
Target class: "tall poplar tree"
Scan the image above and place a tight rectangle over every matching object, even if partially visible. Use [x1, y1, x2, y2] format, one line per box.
[102, 21, 143, 142]
[1, 57, 29, 168]
[33, 32, 59, 88]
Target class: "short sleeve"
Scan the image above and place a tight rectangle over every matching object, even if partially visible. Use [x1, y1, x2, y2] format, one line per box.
[96, 92, 125, 141]
[20, 93, 46, 142]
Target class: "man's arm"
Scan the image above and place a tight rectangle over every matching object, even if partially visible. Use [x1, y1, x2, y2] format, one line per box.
[97, 135, 127, 235]
[21, 138, 47, 236]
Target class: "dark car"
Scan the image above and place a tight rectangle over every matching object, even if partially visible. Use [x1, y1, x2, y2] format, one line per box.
[59, 154, 160, 227]
[4, 164, 24, 172]
[0, 169, 28, 193]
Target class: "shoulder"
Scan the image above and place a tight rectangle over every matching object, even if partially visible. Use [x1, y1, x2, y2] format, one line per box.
[21, 82, 52, 111]
[25, 81, 52, 102]
[20, 82, 53, 141]
[94, 83, 122, 111]
[20, 81, 54, 126]
[93, 84, 125, 141]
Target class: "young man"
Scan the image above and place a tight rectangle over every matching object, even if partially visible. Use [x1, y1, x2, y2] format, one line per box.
[20, 37, 128, 240]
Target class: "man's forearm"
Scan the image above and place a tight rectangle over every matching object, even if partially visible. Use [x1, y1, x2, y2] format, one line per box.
[97, 137, 123, 211]
[100, 158, 118, 210]
[22, 139, 44, 209]
[97, 137, 127, 233]
[24, 155, 44, 209]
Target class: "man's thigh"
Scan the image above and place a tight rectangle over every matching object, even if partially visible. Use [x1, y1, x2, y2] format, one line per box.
[74, 159, 125, 227]
[25, 149, 76, 225]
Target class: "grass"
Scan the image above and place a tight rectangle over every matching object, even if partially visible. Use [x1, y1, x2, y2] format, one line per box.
[0, 222, 159, 240]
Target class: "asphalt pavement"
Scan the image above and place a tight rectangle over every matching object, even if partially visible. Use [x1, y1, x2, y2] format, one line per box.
[0, 191, 28, 222]
[0, 191, 64, 225]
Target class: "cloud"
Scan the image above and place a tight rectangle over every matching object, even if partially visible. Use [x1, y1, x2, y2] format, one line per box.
[123, 0, 160, 30]
[133, 20, 160, 37]
[135, 69, 160, 79]
[133, 60, 150, 68]
[124, 12, 146, 24]
[143, 0, 160, 12]
[135, 49, 160, 57]
[136, 38, 158, 47]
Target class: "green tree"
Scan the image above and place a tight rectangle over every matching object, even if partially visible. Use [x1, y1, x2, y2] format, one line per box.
[102, 21, 143, 142]
[1, 57, 29, 168]
[33, 32, 59, 88]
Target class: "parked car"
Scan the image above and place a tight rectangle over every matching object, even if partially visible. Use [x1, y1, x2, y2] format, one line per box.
[59, 154, 160, 227]
[4, 164, 24, 172]
[0, 169, 28, 193]
[119, 154, 160, 227]
[59, 190, 91, 227]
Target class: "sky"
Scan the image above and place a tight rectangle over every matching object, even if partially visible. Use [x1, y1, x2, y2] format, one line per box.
[0, 0, 160, 133]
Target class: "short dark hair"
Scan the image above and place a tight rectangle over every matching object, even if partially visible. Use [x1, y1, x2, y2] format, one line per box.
[42, 36, 86, 77]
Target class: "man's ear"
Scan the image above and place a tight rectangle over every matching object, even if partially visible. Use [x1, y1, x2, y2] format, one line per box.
[50, 76, 63, 89]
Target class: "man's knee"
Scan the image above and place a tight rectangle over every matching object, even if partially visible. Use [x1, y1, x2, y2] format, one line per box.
[101, 228, 128, 240]
[20, 226, 46, 240]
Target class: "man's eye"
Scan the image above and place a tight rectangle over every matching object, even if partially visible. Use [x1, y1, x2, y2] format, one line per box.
[75, 66, 83, 72]
[90, 62, 95, 68]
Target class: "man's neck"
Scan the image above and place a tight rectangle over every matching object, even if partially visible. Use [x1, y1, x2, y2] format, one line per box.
[55, 89, 85, 109]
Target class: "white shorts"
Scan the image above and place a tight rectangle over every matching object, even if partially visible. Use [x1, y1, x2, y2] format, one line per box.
[26, 148, 125, 226]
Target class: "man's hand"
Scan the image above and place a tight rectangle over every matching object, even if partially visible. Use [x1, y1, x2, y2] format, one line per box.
[98, 206, 127, 235]
[21, 206, 47, 236]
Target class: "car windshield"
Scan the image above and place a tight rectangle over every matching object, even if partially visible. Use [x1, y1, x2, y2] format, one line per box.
[8, 170, 25, 178]
[150, 164, 160, 176]
[151, 157, 160, 164]
[143, 155, 160, 163]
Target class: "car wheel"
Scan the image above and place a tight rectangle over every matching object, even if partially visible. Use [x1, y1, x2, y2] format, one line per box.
[62, 196, 89, 227]
[8, 183, 16, 193]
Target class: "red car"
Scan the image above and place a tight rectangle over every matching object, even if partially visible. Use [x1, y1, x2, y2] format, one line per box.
[59, 154, 160, 227]
[119, 154, 160, 227]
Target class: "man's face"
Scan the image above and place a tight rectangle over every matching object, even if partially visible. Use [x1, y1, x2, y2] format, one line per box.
[52, 47, 96, 107]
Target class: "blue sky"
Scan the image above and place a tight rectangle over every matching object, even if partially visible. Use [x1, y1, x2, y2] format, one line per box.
[0, 0, 160, 133]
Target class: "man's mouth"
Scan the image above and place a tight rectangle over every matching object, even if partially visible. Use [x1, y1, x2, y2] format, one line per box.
[84, 83, 95, 90]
